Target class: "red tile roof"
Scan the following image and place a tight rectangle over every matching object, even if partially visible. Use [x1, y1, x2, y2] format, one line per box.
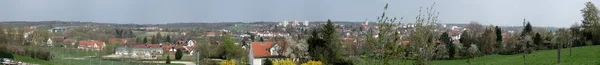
[78, 40, 106, 50]
[131, 44, 193, 54]
[63, 39, 76, 43]
[251, 41, 273, 57]
[109, 38, 128, 44]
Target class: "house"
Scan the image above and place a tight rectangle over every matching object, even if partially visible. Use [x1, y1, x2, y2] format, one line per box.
[250, 40, 285, 65]
[109, 38, 128, 44]
[115, 46, 163, 58]
[205, 31, 218, 37]
[77, 40, 106, 51]
[46, 38, 53, 47]
[63, 39, 76, 46]
[186, 40, 195, 46]
[48, 27, 68, 33]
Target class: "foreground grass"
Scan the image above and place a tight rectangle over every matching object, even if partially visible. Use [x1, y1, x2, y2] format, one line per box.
[11, 47, 182, 65]
[13, 54, 59, 65]
[357, 45, 600, 65]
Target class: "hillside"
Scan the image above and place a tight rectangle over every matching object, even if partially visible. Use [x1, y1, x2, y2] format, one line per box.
[357, 45, 600, 65]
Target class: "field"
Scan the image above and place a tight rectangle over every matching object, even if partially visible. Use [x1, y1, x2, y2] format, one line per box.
[13, 47, 182, 65]
[356, 45, 600, 65]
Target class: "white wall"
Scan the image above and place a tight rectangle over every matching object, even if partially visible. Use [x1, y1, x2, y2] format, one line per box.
[252, 58, 264, 65]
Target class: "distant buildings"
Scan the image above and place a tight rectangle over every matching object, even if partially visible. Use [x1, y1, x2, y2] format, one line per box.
[303, 21, 309, 26]
[49, 27, 68, 33]
[77, 40, 106, 51]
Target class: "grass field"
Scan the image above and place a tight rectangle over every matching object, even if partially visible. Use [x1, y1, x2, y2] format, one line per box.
[13, 54, 57, 65]
[357, 45, 600, 65]
[12, 47, 182, 65]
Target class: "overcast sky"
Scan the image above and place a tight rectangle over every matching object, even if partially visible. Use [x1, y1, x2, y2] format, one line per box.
[0, 0, 596, 27]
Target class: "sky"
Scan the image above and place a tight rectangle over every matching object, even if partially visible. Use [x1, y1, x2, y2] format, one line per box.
[0, 0, 596, 27]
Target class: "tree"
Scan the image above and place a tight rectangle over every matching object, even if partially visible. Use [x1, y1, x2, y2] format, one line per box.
[494, 26, 503, 53]
[441, 32, 455, 59]
[307, 19, 347, 64]
[308, 29, 326, 61]
[495, 26, 503, 42]
[166, 53, 171, 64]
[221, 34, 245, 60]
[155, 32, 162, 44]
[581, 1, 599, 28]
[175, 48, 183, 60]
[165, 35, 172, 44]
[369, 3, 404, 64]
[519, 20, 535, 65]
[533, 33, 543, 50]
[553, 28, 571, 64]
[459, 30, 475, 57]
[581, 1, 600, 45]
[479, 27, 497, 54]
[143, 37, 148, 44]
[410, 3, 439, 65]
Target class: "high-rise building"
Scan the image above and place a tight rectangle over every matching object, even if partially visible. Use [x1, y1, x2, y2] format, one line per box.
[303, 21, 309, 26]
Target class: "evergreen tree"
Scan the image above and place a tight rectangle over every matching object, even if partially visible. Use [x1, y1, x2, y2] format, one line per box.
[307, 19, 346, 64]
[522, 22, 533, 36]
[441, 32, 455, 59]
[156, 32, 162, 43]
[308, 29, 325, 61]
[534, 33, 543, 49]
[166, 53, 171, 64]
[165, 35, 171, 44]
[175, 49, 183, 60]
[494, 26, 503, 53]
[495, 26, 503, 42]
[460, 30, 472, 48]
[143, 37, 148, 44]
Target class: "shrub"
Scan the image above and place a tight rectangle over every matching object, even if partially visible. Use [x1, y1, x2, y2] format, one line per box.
[0, 51, 13, 59]
[0, 45, 53, 60]
[175, 49, 183, 60]
[220, 59, 236, 65]
[263, 59, 273, 65]
[301, 60, 323, 65]
[273, 59, 295, 65]
[166, 55, 171, 64]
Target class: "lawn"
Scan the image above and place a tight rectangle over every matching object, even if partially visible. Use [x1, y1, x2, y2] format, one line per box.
[356, 45, 600, 65]
[11, 47, 182, 65]
[13, 54, 58, 65]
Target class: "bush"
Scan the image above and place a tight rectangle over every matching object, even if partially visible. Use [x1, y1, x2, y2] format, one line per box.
[263, 59, 273, 65]
[301, 60, 323, 65]
[0, 51, 13, 59]
[273, 59, 295, 65]
[166, 54, 171, 64]
[175, 49, 183, 60]
[0, 45, 53, 60]
[220, 59, 236, 65]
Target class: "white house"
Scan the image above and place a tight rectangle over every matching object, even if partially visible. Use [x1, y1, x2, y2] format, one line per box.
[46, 38, 53, 46]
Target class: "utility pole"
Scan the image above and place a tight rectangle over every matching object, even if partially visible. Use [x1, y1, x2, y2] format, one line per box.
[197, 50, 200, 65]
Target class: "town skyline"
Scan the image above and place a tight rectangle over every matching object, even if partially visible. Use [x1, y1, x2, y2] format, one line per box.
[0, 0, 596, 27]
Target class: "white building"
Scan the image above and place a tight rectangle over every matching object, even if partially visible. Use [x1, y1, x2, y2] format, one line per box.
[303, 21, 309, 26]
[46, 38, 53, 46]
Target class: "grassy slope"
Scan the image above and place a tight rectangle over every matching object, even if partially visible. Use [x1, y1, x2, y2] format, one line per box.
[358, 45, 600, 65]
[13, 48, 182, 65]
[13, 54, 59, 65]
